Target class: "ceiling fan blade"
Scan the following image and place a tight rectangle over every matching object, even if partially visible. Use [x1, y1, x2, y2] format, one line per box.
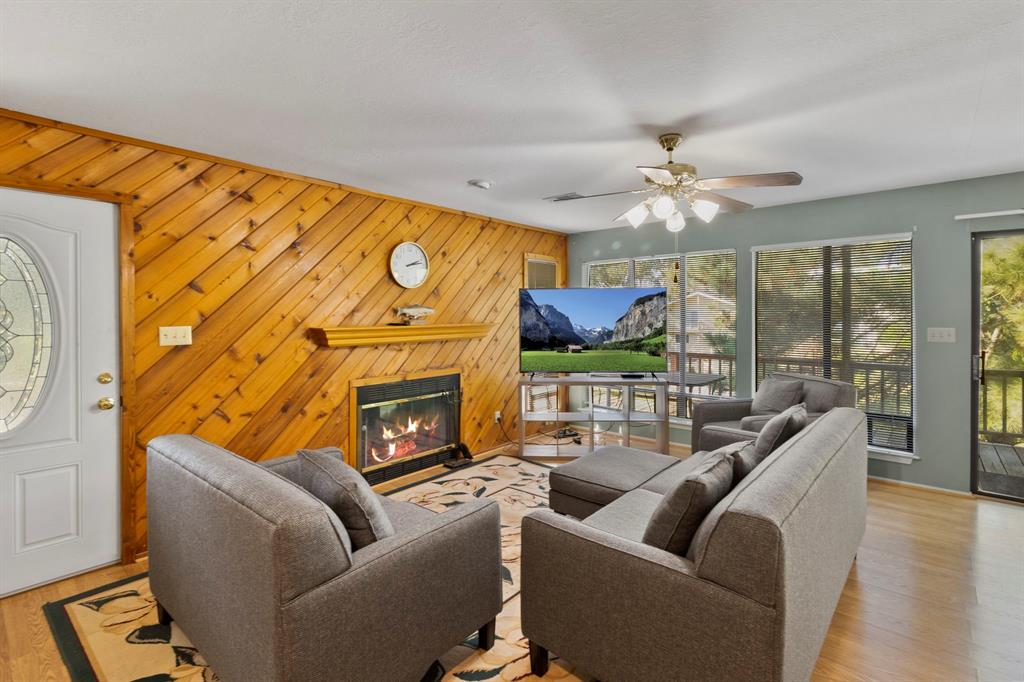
[693, 190, 753, 213]
[636, 166, 677, 186]
[697, 172, 803, 190]
[543, 189, 650, 202]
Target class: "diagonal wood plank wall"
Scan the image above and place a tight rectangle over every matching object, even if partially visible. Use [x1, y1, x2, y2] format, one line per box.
[0, 110, 566, 561]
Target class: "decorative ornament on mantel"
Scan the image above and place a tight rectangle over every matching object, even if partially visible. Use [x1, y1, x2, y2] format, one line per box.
[394, 304, 435, 326]
[544, 133, 803, 232]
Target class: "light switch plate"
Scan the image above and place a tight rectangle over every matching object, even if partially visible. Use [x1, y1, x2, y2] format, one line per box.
[926, 327, 956, 343]
[159, 326, 193, 346]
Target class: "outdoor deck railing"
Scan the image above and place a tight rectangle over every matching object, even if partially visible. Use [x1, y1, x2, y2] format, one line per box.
[980, 368, 1024, 443]
[530, 353, 1023, 450]
[668, 352, 916, 451]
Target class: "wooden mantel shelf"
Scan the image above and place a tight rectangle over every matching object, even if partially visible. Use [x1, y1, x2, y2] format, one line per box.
[309, 323, 492, 348]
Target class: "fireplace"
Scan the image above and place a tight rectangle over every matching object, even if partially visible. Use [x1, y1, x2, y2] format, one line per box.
[353, 372, 461, 484]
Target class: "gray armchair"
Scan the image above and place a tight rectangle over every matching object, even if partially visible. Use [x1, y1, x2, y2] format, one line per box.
[692, 372, 856, 452]
[147, 435, 502, 682]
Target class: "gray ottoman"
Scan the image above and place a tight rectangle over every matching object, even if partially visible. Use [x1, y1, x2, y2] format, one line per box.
[548, 446, 680, 519]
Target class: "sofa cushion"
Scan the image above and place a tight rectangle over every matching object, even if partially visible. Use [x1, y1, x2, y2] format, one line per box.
[751, 376, 804, 415]
[299, 448, 395, 549]
[378, 495, 436, 532]
[754, 403, 808, 458]
[738, 414, 774, 432]
[642, 455, 734, 555]
[640, 450, 713, 495]
[582, 489, 664, 543]
[549, 446, 679, 507]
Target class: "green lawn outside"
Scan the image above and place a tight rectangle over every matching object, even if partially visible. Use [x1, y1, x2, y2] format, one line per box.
[521, 349, 667, 372]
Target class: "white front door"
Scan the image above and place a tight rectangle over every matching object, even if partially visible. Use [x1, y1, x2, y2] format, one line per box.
[0, 187, 120, 596]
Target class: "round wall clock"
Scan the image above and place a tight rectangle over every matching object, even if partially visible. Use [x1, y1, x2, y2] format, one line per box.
[389, 241, 429, 289]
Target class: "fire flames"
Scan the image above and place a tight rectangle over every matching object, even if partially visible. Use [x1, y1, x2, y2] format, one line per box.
[370, 414, 439, 463]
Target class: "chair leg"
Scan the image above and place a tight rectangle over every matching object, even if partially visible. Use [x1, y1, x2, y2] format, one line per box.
[529, 641, 549, 677]
[478, 618, 496, 650]
[419, 660, 444, 682]
[156, 602, 173, 626]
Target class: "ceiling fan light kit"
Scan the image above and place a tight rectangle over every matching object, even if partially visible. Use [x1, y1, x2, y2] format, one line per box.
[665, 211, 686, 232]
[548, 132, 803, 232]
[691, 198, 720, 223]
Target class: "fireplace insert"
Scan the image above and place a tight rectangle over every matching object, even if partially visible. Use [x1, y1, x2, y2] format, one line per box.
[354, 373, 460, 483]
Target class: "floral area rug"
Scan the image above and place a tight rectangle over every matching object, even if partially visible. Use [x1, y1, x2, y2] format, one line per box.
[44, 455, 586, 681]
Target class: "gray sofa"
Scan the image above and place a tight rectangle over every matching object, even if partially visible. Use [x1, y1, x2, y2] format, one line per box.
[147, 435, 502, 682]
[692, 372, 857, 452]
[522, 407, 867, 682]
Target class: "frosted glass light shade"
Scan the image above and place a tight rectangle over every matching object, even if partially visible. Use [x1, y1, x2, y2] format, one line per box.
[623, 202, 649, 228]
[665, 211, 686, 232]
[615, 201, 650, 228]
[691, 198, 720, 223]
[652, 195, 676, 219]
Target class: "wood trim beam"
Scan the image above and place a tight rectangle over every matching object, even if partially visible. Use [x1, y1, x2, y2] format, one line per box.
[117, 204, 139, 562]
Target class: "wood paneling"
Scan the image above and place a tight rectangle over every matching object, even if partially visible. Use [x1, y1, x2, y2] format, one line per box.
[0, 109, 566, 561]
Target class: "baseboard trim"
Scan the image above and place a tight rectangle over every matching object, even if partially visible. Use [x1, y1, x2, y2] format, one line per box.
[867, 475, 971, 498]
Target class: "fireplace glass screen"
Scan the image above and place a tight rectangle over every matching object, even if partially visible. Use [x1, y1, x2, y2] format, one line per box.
[356, 374, 459, 473]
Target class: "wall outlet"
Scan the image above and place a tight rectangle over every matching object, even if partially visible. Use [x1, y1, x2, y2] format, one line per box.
[494, 411, 502, 424]
[926, 327, 956, 343]
[159, 325, 193, 346]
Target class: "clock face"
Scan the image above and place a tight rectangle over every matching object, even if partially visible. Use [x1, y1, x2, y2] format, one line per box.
[389, 241, 429, 288]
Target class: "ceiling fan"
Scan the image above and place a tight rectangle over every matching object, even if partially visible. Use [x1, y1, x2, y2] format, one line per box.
[544, 133, 802, 232]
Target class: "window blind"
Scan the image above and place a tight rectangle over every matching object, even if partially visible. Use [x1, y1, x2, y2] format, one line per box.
[586, 260, 630, 288]
[526, 259, 558, 288]
[755, 238, 914, 451]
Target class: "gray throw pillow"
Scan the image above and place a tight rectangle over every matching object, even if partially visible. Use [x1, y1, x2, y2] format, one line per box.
[799, 380, 841, 413]
[642, 454, 733, 555]
[751, 376, 804, 415]
[298, 448, 394, 550]
[724, 441, 761, 481]
[753, 403, 807, 459]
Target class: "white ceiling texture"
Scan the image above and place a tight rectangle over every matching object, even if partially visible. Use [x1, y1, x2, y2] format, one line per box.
[1, 1, 1022, 232]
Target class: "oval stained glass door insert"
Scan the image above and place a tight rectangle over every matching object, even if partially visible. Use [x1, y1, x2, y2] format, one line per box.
[0, 236, 55, 433]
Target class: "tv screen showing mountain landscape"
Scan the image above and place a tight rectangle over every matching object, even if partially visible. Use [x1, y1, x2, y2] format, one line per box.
[520, 288, 668, 373]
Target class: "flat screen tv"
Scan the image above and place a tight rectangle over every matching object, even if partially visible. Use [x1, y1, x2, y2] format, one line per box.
[520, 287, 668, 373]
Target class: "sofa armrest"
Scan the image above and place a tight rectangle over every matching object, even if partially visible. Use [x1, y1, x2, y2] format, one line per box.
[280, 499, 502, 681]
[691, 398, 753, 451]
[521, 510, 776, 682]
[699, 425, 759, 451]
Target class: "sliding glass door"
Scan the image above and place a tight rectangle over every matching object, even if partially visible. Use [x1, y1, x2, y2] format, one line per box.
[972, 230, 1024, 501]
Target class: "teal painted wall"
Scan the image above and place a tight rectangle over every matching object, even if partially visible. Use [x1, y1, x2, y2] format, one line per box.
[567, 171, 1024, 492]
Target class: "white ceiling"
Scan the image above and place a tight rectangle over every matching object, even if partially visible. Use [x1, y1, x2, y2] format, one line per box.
[1, 1, 1022, 233]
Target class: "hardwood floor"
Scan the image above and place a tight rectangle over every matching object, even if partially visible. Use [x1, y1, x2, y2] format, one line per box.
[2, 458, 1021, 682]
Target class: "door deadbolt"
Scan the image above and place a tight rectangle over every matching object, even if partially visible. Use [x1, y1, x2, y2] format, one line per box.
[97, 372, 114, 384]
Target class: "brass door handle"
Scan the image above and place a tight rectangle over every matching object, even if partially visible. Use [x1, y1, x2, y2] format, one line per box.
[97, 397, 116, 411]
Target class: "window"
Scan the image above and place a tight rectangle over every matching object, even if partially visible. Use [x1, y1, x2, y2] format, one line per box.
[524, 254, 559, 288]
[0, 236, 55, 433]
[755, 237, 914, 452]
[524, 254, 562, 410]
[585, 251, 737, 418]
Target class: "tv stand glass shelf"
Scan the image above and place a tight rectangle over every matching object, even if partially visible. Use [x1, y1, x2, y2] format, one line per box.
[518, 373, 670, 458]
